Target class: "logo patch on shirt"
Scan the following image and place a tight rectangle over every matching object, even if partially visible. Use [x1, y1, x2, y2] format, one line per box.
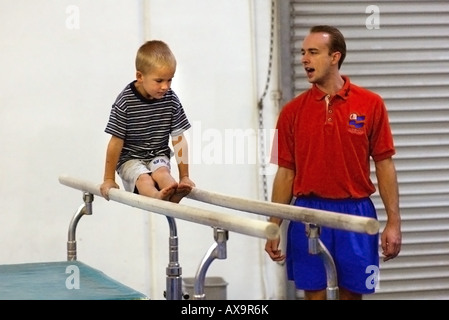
[349, 113, 365, 129]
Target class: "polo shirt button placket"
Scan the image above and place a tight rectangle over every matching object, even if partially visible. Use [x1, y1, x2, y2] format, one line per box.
[325, 95, 333, 123]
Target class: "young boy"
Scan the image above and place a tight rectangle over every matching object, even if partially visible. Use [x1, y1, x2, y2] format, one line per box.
[100, 40, 195, 203]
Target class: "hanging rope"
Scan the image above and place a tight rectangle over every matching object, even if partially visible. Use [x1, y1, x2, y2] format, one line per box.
[258, 0, 276, 202]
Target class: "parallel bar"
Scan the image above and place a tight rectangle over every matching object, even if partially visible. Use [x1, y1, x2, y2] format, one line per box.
[187, 188, 379, 235]
[58, 175, 279, 240]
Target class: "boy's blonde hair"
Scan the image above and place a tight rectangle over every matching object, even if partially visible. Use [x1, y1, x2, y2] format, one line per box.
[135, 40, 176, 74]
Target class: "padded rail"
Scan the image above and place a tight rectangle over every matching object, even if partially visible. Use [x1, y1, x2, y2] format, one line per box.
[187, 188, 379, 235]
[58, 174, 280, 240]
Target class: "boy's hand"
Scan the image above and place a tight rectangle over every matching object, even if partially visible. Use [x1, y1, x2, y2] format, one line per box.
[179, 176, 195, 188]
[100, 179, 120, 200]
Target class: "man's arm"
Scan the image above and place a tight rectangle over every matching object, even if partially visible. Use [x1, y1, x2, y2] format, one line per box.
[265, 166, 295, 261]
[269, 166, 295, 225]
[375, 157, 402, 261]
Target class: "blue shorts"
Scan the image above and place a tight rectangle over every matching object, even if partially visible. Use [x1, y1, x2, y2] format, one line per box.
[286, 196, 379, 294]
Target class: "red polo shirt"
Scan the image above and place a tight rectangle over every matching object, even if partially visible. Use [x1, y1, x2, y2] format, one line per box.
[271, 75, 396, 199]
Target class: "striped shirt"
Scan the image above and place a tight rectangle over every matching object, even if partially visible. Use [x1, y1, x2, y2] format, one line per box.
[105, 81, 191, 169]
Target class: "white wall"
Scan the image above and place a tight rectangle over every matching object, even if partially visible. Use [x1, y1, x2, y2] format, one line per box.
[0, 0, 284, 300]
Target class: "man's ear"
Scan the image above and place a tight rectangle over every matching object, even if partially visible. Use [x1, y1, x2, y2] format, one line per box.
[332, 51, 341, 66]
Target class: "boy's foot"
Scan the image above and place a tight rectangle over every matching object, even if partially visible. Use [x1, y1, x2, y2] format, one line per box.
[159, 183, 177, 201]
[170, 183, 192, 203]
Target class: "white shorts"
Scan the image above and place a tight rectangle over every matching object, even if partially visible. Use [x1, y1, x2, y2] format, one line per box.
[117, 156, 171, 193]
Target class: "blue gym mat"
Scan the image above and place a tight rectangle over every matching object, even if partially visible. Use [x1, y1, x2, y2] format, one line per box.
[0, 260, 148, 300]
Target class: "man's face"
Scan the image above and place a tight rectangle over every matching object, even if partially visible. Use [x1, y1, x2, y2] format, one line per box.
[300, 32, 339, 84]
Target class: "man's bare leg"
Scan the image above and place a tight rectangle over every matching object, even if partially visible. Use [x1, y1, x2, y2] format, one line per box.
[304, 289, 327, 300]
[304, 288, 362, 300]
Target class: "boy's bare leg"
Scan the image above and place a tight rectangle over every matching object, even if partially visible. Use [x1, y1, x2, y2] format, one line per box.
[149, 167, 193, 203]
[135, 173, 176, 201]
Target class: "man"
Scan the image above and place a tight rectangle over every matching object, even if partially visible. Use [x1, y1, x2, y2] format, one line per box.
[265, 25, 401, 300]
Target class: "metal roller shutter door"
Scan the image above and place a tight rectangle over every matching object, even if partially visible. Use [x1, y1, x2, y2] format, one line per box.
[277, 0, 449, 299]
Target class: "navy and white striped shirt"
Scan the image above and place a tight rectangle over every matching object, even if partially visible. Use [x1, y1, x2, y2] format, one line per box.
[105, 81, 191, 169]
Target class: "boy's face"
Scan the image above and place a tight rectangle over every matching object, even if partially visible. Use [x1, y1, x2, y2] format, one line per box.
[136, 66, 175, 99]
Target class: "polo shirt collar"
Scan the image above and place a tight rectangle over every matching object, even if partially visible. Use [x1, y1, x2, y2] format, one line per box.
[311, 75, 351, 101]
